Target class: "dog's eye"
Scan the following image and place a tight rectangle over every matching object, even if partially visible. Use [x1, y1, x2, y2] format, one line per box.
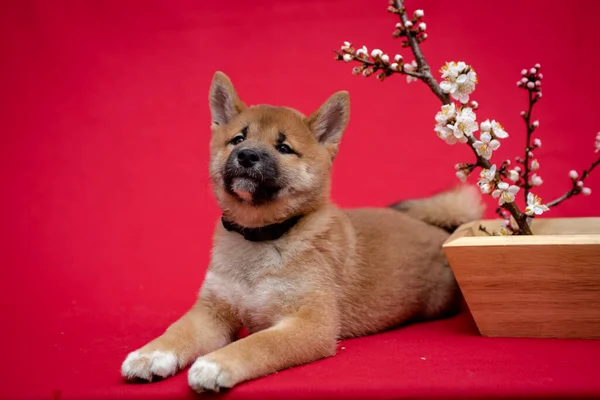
[276, 144, 294, 155]
[230, 135, 245, 145]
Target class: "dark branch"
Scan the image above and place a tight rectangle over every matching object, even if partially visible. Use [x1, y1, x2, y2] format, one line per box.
[394, 0, 450, 105]
[522, 89, 538, 201]
[547, 156, 600, 208]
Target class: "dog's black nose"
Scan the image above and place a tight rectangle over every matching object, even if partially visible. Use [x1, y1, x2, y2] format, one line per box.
[237, 148, 260, 168]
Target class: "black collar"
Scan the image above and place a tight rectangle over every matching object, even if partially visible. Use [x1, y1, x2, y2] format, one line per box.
[221, 215, 302, 242]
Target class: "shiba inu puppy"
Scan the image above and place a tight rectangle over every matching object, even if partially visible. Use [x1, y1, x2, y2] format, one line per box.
[121, 71, 484, 392]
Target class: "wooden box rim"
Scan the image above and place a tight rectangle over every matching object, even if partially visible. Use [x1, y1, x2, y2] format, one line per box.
[443, 217, 600, 248]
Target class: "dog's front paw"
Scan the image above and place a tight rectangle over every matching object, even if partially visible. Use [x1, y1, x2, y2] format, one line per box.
[121, 350, 179, 381]
[188, 358, 234, 393]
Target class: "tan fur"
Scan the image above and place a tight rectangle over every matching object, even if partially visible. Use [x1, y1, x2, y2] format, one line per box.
[121, 71, 484, 392]
[390, 184, 486, 232]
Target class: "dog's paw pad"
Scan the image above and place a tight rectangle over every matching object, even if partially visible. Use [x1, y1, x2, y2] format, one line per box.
[121, 350, 178, 381]
[188, 358, 232, 393]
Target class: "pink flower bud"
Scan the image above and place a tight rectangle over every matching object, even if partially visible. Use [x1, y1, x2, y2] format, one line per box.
[514, 166, 522, 172]
[381, 54, 390, 64]
[343, 54, 353, 62]
[527, 82, 535, 89]
[535, 80, 541, 87]
[343, 41, 351, 47]
[582, 187, 592, 195]
[528, 151, 534, 157]
[421, 33, 428, 40]
[520, 111, 527, 116]
[534, 63, 541, 69]
[517, 81, 522, 87]
[470, 100, 479, 109]
[536, 92, 543, 99]
[569, 170, 579, 180]
[530, 68, 536, 74]
[391, 62, 399, 71]
[537, 73, 543, 79]
[396, 22, 402, 29]
[532, 120, 539, 128]
[521, 69, 528, 76]
[521, 77, 528, 84]
[577, 181, 584, 188]
[414, 9, 424, 18]
[418, 22, 426, 31]
[533, 138, 542, 147]
[405, 21, 413, 28]
[394, 54, 403, 63]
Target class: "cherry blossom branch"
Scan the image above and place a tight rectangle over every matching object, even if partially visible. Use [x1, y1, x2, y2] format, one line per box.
[466, 136, 533, 235]
[390, 2, 531, 234]
[333, 49, 423, 79]
[517, 66, 543, 201]
[392, 0, 450, 104]
[547, 156, 599, 207]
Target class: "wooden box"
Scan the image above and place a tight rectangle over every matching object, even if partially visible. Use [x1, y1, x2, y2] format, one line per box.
[442, 217, 600, 339]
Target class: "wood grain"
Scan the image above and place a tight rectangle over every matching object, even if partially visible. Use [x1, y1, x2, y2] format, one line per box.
[443, 217, 600, 339]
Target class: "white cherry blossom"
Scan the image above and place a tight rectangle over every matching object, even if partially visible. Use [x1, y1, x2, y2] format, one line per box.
[435, 124, 464, 145]
[439, 62, 478, 104]
[480, 119, 491, 132]
[404, 61, 419, 83]
[477, 164, 496, 194]
[473, 132, 500, 160]
[507, 169, 520, 182]
[525, 193, 550, 216]
[492, 182, 520, 205]
[497, 220, 512, 236]
[490, 120, 509, 139]
[445, 107, 478, 142]
[435, 103, 457, 125]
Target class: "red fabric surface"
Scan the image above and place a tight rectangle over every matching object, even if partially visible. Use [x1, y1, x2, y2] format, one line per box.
[2, 1, 600, 399]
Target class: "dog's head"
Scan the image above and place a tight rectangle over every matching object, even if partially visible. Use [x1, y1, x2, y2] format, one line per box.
[208, 71, 350, 227]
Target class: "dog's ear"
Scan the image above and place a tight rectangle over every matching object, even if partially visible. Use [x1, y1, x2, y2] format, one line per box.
[306, 91, 350, 152]
[209, 71, 246, 127]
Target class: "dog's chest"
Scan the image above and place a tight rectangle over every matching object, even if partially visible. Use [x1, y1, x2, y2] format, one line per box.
[205, 233, 302, 331]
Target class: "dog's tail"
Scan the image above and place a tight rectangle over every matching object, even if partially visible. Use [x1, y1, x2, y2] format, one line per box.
[389, 185, 485, 233]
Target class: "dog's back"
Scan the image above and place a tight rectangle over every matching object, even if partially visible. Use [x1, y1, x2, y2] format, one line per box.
[328, 185, 483, 338]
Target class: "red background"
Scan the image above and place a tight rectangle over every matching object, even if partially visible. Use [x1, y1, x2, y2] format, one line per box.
[2, 1, 600, 399]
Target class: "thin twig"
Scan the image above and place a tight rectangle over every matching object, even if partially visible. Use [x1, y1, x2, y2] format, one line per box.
[547, 156, 600, 207]
[478, 225, 494, 236]
[522, 90, 537, 201]
[333, 50, 424, 79]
